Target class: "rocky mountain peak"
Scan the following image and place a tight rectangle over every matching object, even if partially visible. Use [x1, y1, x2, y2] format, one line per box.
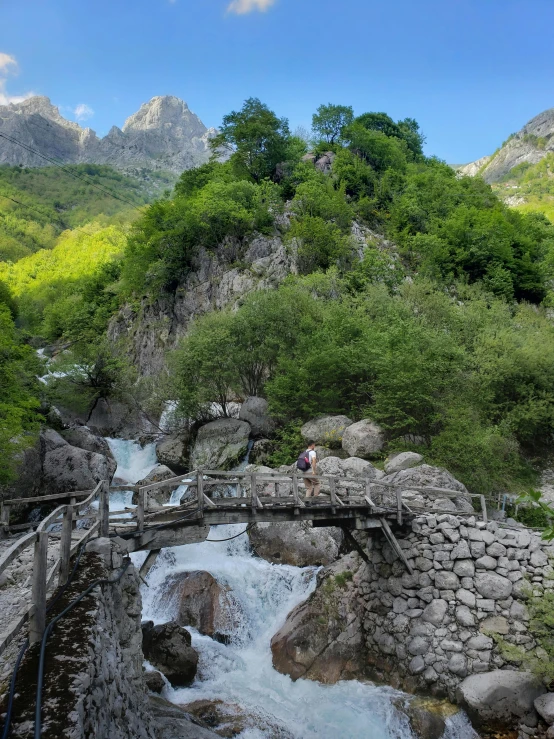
[0, 94, 212, 174]
[122, 95, 206, 137]
[2, 95, 82, 131]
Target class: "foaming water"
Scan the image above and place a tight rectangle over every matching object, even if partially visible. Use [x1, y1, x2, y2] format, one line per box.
[106, 438, 158, 484]
[140, 526, 477, 739]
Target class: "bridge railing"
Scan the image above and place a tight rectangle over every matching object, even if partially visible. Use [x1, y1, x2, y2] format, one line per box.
[0, 480, 109, 654]
[108, 469, 490, 530]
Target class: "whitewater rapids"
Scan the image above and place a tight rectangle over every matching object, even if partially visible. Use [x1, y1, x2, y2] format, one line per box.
[108, 438, 476, 738]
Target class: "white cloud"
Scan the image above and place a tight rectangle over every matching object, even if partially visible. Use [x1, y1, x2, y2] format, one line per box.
[74, 103, 94, 121]
[0, 52, 34, 105]
[0, 53, 17, 74]
[227, 0, 276, 14]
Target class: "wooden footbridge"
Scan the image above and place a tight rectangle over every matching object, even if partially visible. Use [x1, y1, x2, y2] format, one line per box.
[0, 469, 488, 655]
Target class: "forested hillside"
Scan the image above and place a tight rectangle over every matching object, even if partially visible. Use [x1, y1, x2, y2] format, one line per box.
[3, 98, 554, 495]
[493, 152, 554, 222]
[0, 163, 173, 261]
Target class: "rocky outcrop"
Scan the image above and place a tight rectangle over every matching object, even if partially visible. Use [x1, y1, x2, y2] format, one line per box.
[190, 419, 251, 470]
[87, 398, 159, 439]
[238, 397, 275, 438]
[459, 107, 554, 183]
[142, 621, 199, 686]
[384, 452, 424, 475]
[156, 434, 189, 472]
[149, 696, 221, 739]
[41, 428, 115, 494]
[108, 235, 294, 377]
[3, 538, 159, 739]
[456, 670, 545, 731]
[300, 415, 353, 447]
[378, 464, 473, 513]
[341, 419, 385, 458]
[271, 553, 366, 683]
[61, 426, 117, 478]
[160, 571, 237, 641]
[0, 95, 212, 174]
[249, 521, 343, 566]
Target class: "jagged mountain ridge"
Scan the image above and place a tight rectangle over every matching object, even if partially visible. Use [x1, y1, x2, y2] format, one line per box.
[459, 107, 554, 182]
[0, 95, 215, 174]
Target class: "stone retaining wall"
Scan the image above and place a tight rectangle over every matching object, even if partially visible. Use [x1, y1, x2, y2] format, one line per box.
[4, 539, 157, 739]
[359, 514, 554, 699]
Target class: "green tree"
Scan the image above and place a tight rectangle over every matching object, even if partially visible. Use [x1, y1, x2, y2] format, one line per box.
[312, 104, 354, 145]
[0, 302, 41, 483]
[210, 98, 291, 182]
[355, 112, 425, 160]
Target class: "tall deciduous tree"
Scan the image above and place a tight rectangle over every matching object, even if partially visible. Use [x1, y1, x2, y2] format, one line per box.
[210, 98, 291, 182]
[312, 104, 354, 144]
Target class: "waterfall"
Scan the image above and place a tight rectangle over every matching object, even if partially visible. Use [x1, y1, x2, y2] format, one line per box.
[106, 438, 158, 485]
[118, 443, 476, 738]
[139, 527, 476, 739]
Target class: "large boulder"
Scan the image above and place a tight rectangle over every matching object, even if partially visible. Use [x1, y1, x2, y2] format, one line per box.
[87, 398, 158, 439]
[316, 456, 383, 482]
[149, 696, 220, 739]
[190, 419, 251, 470]
[342, 419, 385, 458]
[249, 521, 343, 566]
[41, 429, 115, 494]
[142, 621, 199, 686]
[156, 434, 189, 473]
[384, 452, 423, 475]
[340, 457, 385, 480]
[535, 694, 554, 725]
[378, 464, 473, 513]
[456, 670, 545, 730]
[239, 397, 275, 438]
[271, 554, 365, 683]
[61, 426, 117, 479]
[300, 415, 353, 448]
[134, 464, 178, 505]
[160, 571, 237, 642]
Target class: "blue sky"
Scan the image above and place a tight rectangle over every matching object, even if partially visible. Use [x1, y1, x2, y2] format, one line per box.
[1, 0, 554, 163]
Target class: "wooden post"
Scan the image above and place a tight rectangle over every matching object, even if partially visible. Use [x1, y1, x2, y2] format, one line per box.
[197, 471, 204, 518]
[396, 487, 403, 525]
[137, 489, 146, 530]
[480, 495, 488, 524]
[250, 474, 257, 512]
[292, 473, 301, 508]
[70, 496, 76, 531]
[329, 476, 338, 506]
[99, 480, 109, 538]
[58, 506, 73, 586]
[30, 531, 48, 644]
[1, 502, 10, 528]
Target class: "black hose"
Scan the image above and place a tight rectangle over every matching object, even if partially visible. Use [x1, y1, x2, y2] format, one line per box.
[0, 638, 29, 739]
[34, 558, 131, 739]
[206, 523, 256, 542]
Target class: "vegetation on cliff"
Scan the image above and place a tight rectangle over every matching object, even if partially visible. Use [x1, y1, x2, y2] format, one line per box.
[3, 97, 554, 492]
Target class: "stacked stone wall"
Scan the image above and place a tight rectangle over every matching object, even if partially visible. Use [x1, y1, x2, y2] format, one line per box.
[356, 514, 554, 699]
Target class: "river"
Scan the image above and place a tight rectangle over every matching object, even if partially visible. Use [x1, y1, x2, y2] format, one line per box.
[107, 438, 477, 739]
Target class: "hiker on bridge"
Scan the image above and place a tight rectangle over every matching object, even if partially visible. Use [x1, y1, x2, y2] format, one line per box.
[297, 441, 321, 497]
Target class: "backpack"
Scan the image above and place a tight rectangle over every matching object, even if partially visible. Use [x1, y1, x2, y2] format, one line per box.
[296, 451, 311, 471]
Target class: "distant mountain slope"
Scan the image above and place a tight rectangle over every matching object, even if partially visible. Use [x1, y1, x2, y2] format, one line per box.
[0, 95, 215, 174]
[0, 163, 171, 262]
[459, 108, 554, 183]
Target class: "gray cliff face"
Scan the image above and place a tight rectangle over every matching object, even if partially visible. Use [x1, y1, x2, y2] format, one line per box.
[108, 232, 295, 376]
[459, 107, 554, 183]
[0, 94, 212, 173]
